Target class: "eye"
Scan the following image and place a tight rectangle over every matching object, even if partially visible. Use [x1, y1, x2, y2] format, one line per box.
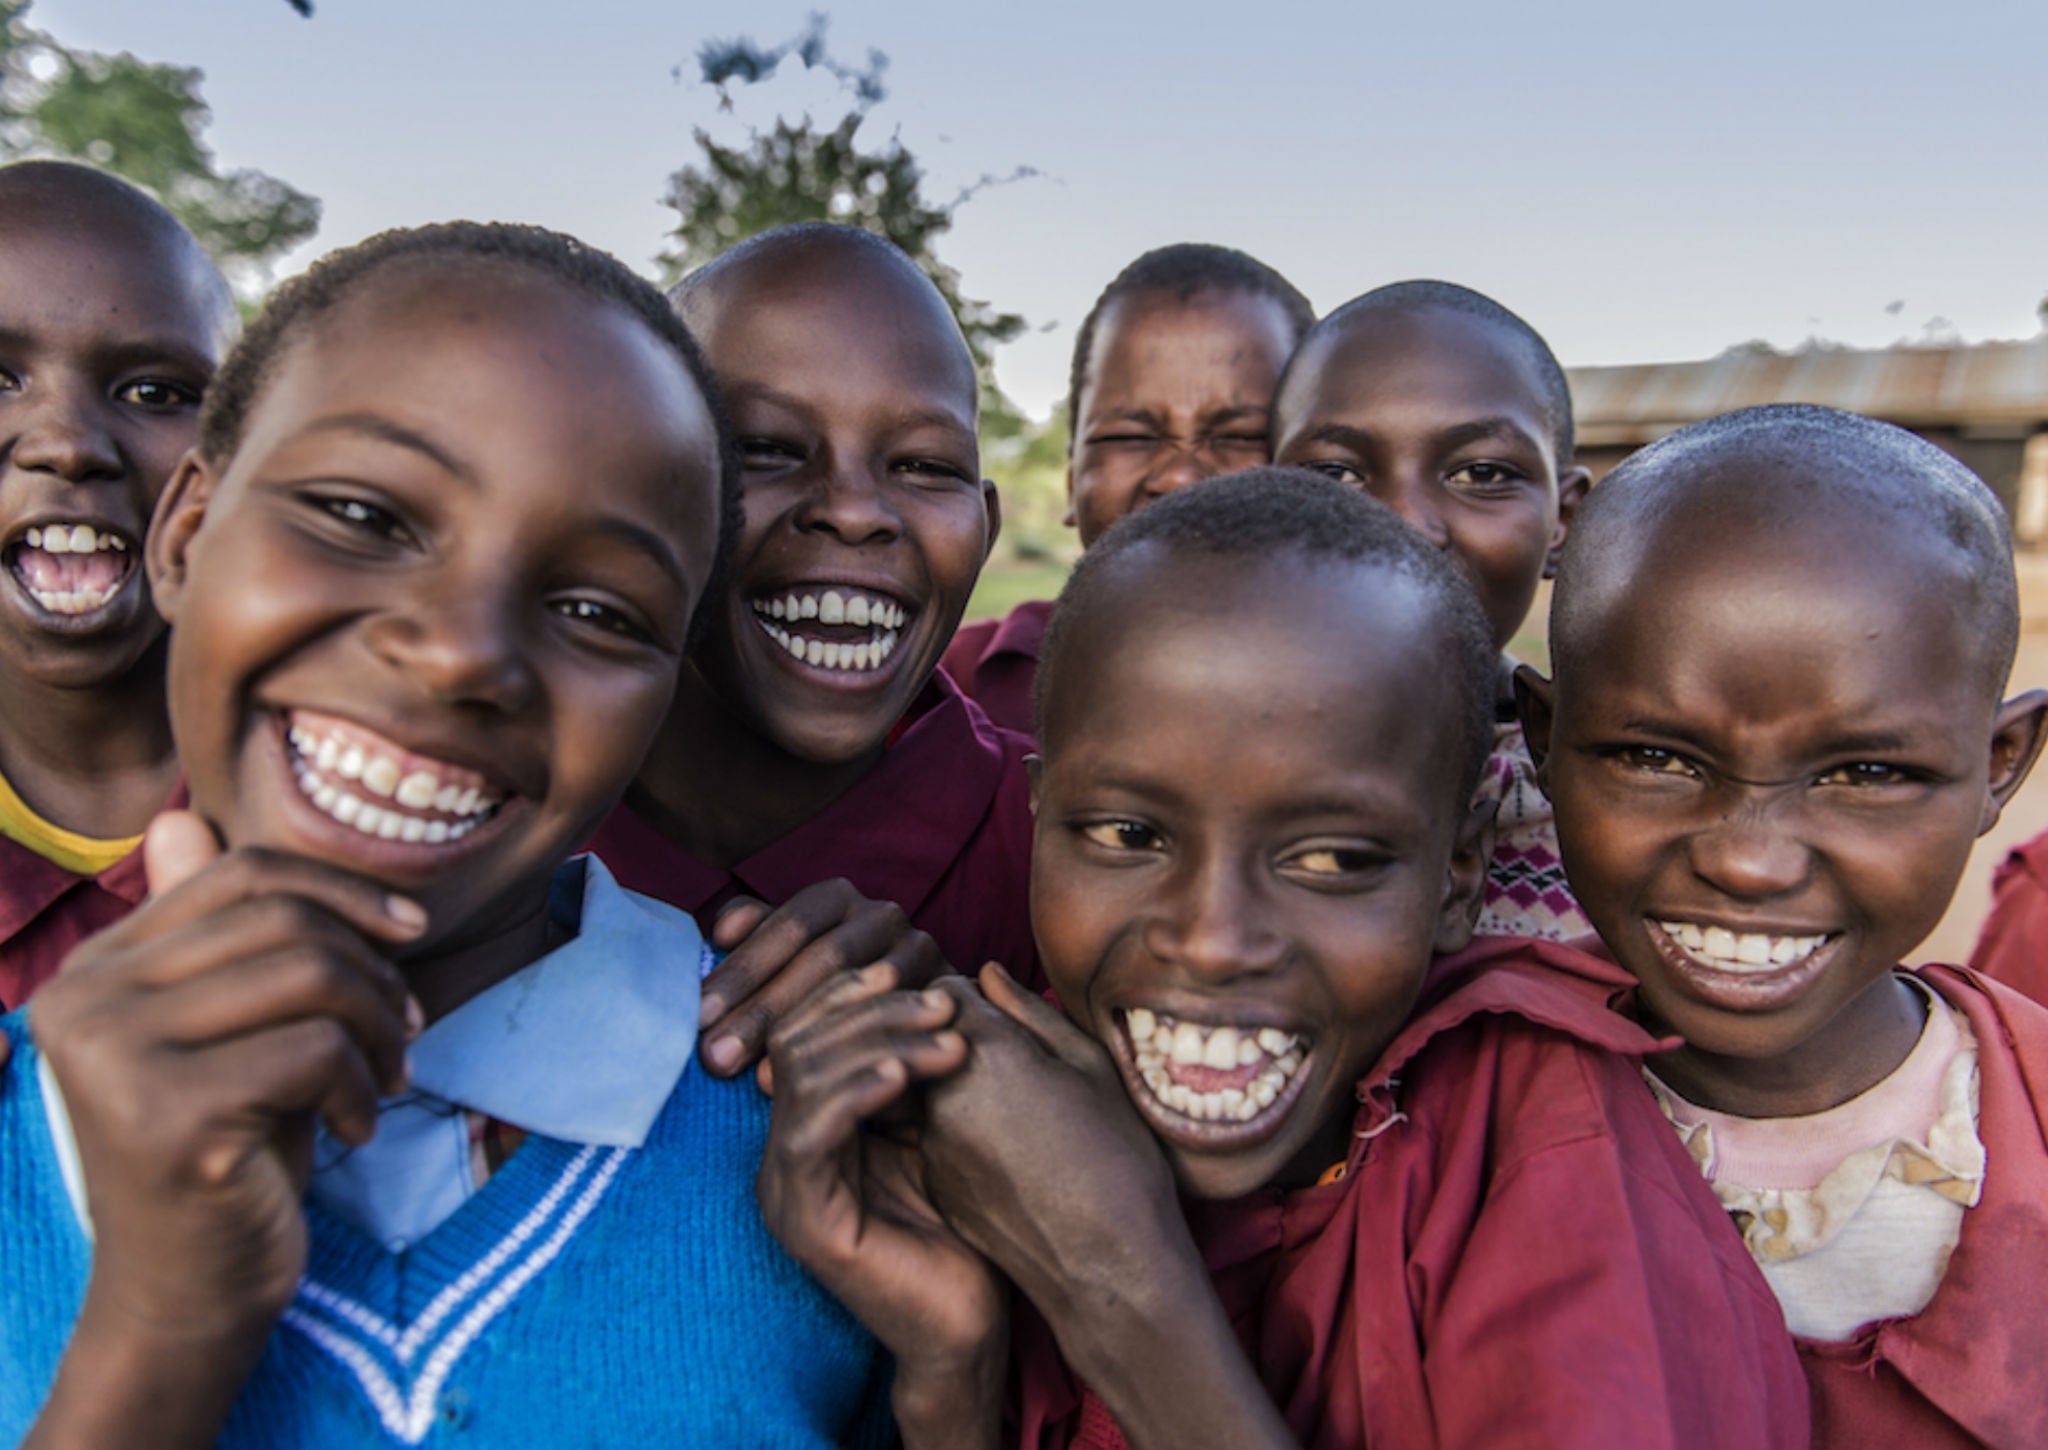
[0, 367, 19, 393]
[114, 378, 202, 411]
[895, 456, 975, 486]
[738, 436, 805, 468]
[1209, 431, 1269, 453]
[1283, 843, 1390, 880]
[316, 494, 411, 542]
[1086, 432, 1159, 448]
[1302, 460, 1365, 486]
[1078, 818, 1163, 853]
[553, 596, 655, 644]
[1816, 761, 1915, 788]
[1603, 744, 1700, 778]
[1446, 461, 1528, 493]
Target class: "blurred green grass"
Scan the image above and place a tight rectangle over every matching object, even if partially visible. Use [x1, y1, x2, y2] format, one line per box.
[965, 557, 1072, 622]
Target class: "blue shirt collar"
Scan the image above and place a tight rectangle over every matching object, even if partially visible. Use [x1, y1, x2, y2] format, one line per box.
[407, 854, 712, 1148]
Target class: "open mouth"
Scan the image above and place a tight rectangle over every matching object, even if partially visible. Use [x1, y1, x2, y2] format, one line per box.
[749, 585, 909, 675]
[284, 708, 507, 845]
[5, 522, 137, 616]
[1646, 917, 1841, 1013]
[1118, 1006, 1311, 1127]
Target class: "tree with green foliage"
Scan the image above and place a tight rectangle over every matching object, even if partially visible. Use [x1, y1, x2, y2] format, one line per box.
[0, 0, 317, 290]
[661, 14, 1034, 437]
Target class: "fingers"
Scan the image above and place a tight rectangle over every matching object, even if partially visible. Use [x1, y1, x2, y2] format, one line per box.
[700, 881, 942, 1077]
[93, 846, 428, 971]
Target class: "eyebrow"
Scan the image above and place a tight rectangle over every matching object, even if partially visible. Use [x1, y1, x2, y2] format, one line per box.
[298, 414, 474, 485]
[1292, 416, 1542, 453]
[0, 328, 217, 379]
[1619, 716, 1919, 758]
[728, 382, 976, 442]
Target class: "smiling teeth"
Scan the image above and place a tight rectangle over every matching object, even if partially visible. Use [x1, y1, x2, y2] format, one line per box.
[755, 589, 905, 630]
[287, 717, 501, 844]
[755, 618, 903, 673]
[1123, 1008, 1307, 1124]
[1657, 921, 1828, 973]
[23, 524, 127, 555]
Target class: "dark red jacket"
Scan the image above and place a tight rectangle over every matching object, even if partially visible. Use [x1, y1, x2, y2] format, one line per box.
[1797, 964, 2048, 1450]
[588, 673, 1039, 988]
[1016, 937, 1809, 1450]
[1968, 831, 2048, 1005]
[940, 598, 1052, 740]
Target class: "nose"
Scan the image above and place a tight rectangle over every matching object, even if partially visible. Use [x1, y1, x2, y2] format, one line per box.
[1140, 851, 1287, 981]
[1368, 469, 1451, 548]
[1146, 443, 1211, 496]
[1686, 794, 1813, 901]
[791, 456, 904, 546]
[364, 577, 540, 714]
[9, 378, 122, 483]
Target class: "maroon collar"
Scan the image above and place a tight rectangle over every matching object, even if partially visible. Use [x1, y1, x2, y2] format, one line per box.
[0, 779, 186, 946]
[977, 597, 1054, 666]
[599, 673, 1021, 919]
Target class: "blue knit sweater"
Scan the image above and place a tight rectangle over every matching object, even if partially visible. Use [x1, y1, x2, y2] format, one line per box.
[0, 1014, 891, 1448]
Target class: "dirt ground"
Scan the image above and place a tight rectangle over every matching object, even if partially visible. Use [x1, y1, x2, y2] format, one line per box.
[1914, 553, 2048, 965]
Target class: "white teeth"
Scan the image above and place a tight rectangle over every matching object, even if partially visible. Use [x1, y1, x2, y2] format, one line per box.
[360, 756, 400, 799]
[24, 527, 40, 548]
[400, 816, 427, 844]
[1657, 921, 1828, 975]
[42, 525, 72, 554]
[334, 792, 363, 825]
[818, 591, 846, 625]
[769, 597, 786, 620]
[433, 784, 461, 812]
[1202, 1026, 1240, 1070]
[17, 523, 127, 557]
[1124, 1009, 1311, 1125]
[425, 821, 450, 845]
[805, 638, 824, 666]
[847, 596, 870, 627]
[336, 746, 365, 781]
[395, 771, 439, 810]
[799, 595, 819, 620]
[315, 737, 340, 772]
[314, 785, 339, 812]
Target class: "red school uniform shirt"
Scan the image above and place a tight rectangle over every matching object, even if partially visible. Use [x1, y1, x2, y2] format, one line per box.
[1795, 963, 2048, 1450]
[1015, 936, 1809, 1450]
[588, 673, 1040, 989]
[939, 598, 1052, 740]
[0, 781, 185, 1011]
[1967, 829, 2048, 1005]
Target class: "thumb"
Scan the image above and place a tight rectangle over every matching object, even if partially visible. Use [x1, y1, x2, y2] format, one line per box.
[977, 962, 1100, 1071]
[143, 809, 224, 898]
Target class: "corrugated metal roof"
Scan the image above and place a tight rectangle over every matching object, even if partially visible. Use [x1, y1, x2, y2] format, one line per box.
[1569, 336, 2048, 446]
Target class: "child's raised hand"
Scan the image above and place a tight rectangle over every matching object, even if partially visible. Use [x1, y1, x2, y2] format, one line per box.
[756, 964, 1006, 1448]
[30, 811, 425, 1367]
[700, 879, 947, 1078]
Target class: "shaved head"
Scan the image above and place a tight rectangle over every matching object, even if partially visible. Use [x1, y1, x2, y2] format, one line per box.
[0, 159, 236, 346]
[1552, 403, 2019, 700]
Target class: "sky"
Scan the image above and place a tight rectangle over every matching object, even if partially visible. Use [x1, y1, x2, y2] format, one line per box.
[31, 0, 2048, 419]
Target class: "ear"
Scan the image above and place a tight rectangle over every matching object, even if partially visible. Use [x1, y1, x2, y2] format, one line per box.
[980, 476, 1003, 562]
[1543, 467, 1591, 580]
[1980, 689, 2048, 834]
[1433, 794, 1499, 954]
[145, 450, 221, 629]
[1512, 664, 1558, 784]
[1060, 457, 1077, 530]
[1025, 753, 1043, 817]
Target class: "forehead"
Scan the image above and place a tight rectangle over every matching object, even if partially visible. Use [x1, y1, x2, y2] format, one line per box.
[1571, 500, 1996, 726]
[1279, 306, 1549, 437]
[1083, 289, 1299, 401]
[689, 247, 977, 423]
[0, 198, 229, 354]
[248, 266, 720, 541]
[1049, 549, 1463, 794]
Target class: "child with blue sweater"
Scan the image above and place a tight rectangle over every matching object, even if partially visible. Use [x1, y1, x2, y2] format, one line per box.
[0, 223, 893, 1448]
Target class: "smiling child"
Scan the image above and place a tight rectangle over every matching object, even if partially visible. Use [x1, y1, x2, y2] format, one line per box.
[1522, 404, 2048, 1449]
[761, 470, 1808, 1449]
[942, 243, 1312, 735]
[0, 161, 237, 1006]
[0, 223, 890, 1447]
[591, 222, 1041, 1037]
[1274, 281, 1593, 945]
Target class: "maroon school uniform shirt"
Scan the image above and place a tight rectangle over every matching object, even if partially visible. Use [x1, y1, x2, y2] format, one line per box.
[1968, 830, 2048, 1005]
[588, 673, 1039, 988]
[1795, 963, 2048, 1450]
[1015, 936, 1809, 1450]
[939, 598, 1051, 739]
[0, 781, 185, 1010]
